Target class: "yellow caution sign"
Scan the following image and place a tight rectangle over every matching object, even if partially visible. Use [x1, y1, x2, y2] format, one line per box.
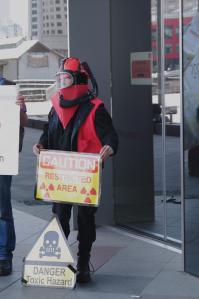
[35, 150, 102, 206]
[22, 216, 76, 289]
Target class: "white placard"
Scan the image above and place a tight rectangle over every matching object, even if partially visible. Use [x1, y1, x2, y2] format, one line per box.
[0, 86, 19, 175]
[23, 217, 76, 289]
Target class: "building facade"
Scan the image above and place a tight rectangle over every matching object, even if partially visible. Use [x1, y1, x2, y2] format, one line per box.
[67, 0, 199, 278]
[0, 23, 23, 38]
[29, 0, 68, 55]
[0, 37, 63, 80]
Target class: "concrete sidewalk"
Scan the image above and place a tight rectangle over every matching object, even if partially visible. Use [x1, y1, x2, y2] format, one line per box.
[0, 209, 199, 299]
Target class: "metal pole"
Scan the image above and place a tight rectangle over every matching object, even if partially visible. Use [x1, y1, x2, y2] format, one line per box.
[157, 0, 162, 105]
[179, 0, 185, 271]
[160, 0, 167, 241]
[67, 0, 71, 57]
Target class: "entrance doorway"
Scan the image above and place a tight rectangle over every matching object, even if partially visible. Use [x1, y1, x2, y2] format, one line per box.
[113, 0, 181, 246]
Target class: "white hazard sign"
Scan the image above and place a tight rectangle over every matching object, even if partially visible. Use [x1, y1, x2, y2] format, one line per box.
[22, 216, 76, 289]
[0, 85, 20, 175]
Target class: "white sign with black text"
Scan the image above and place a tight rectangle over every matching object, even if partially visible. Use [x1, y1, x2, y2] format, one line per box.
[23, 216, 76, 289]
[0, 86, 19, 175]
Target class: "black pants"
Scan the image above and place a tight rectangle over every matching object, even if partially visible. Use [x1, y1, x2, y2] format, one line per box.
[53, 203, 97, 257]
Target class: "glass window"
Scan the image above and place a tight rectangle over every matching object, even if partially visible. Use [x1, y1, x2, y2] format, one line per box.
[152, 29, 157, 41]
[165, 26, 173, 39]
[27, 53, 49, 68]
[176, 44, 179, 53]
[165, 44, 172, 53]
[113, 0, 181, 246]
[176, 26, 179, 36]
[152, 46, 157, 57]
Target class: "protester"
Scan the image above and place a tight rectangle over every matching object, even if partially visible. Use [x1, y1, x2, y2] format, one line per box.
[0, 77, 27, 276]
[33, 57, 118, 283]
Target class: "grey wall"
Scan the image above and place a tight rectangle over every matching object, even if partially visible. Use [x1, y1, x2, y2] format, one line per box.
[110, 0, 154, 224]
[68, 0, 154, 226]
[68, 0, 114, 225]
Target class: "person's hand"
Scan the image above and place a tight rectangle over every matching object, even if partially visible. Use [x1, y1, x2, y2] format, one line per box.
[33, 144, 44, 155]
[16, 94, 26, 111]
[100, 145, 114, 161]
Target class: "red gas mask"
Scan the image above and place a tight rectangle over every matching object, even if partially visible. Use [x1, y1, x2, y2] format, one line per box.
[56, 57, 90, 107]
[52, 57, 98, 128]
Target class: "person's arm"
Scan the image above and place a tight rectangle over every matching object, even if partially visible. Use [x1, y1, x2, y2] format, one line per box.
[95, 104, 119, 161]
[16, 95, 28, 127]
[33, 124, 49, 155]
[33, 108, 53, 155]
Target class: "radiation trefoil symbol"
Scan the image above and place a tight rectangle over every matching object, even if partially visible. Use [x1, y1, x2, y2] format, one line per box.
[39, 231, 61, 259]
[80, 187, 97, 203]
[39, 183, 54, 199]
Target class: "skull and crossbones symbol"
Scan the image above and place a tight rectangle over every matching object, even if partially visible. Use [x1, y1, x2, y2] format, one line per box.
[39, 231, 61, 259]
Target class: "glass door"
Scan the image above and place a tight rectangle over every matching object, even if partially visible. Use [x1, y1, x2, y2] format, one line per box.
[129, 0, 182, 245]
[112, 0, 182, 247]
[164, 1, 181, 244]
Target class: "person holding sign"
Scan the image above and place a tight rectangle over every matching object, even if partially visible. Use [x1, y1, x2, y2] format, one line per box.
[0, 77, 27, 276]
[33, 57, 118, 283]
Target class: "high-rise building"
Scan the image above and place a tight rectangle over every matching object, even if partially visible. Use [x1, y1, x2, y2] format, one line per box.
[29, 0, 68, 55]
[0, 23, 23, 38]
[152, 0, 198, 17]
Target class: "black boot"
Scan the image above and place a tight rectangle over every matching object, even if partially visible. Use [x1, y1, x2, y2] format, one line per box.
[0, 260, 12, 276]
[76, 255, 91, 283]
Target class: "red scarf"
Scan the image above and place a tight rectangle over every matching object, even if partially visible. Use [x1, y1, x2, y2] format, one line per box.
[51, 84, 88, 129]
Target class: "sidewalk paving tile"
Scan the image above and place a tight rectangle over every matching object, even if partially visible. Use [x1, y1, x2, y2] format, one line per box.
[141, 270, 199, 297]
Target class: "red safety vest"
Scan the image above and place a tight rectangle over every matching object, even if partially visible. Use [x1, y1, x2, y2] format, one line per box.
[77, 98, 103, 153]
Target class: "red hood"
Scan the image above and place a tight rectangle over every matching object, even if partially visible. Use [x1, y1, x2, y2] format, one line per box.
[59, 84, 88, 101]
[51, 92, 80, 129]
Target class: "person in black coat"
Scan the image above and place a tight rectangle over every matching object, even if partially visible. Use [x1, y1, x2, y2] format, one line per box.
[33, 57, 118, 283]
[0, 77, 27, 276]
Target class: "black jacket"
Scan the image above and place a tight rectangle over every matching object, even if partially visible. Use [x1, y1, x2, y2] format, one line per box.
[39, 100, 118, 154]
